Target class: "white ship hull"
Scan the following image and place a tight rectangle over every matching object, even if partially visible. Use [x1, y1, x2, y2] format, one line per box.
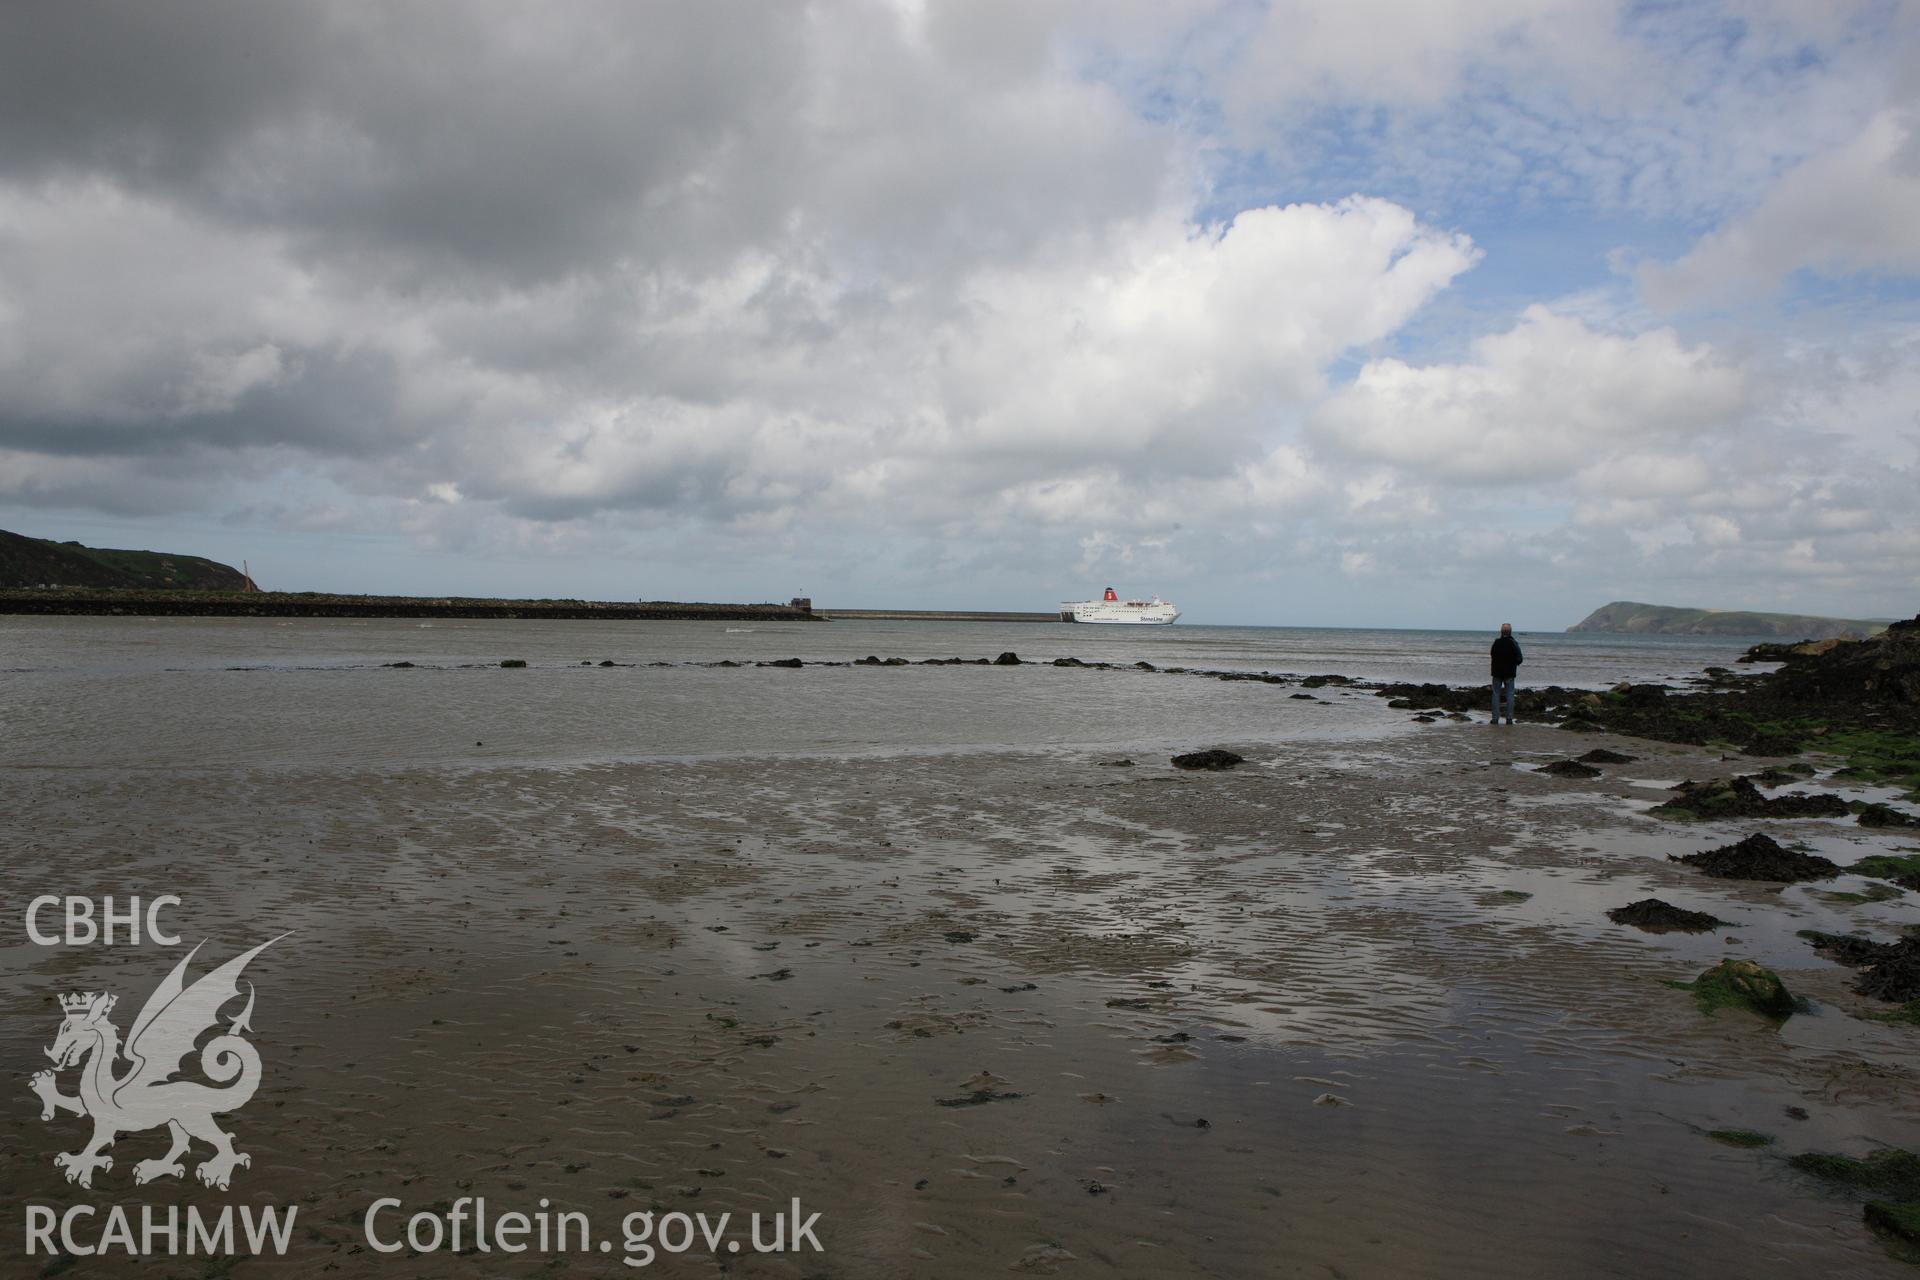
[1059, 598, 1181, 624]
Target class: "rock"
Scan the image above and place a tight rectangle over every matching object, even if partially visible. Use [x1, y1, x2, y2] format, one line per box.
[1097, 758, 1134, 767]
[1789, 1148, 1920, 1200]
[1134, 661, 1156, 671]
[500, 658, 527, 668]
[1801, 931, 1920, 1002]
[1742, 729, 1804, 756]
[1172, 749, 1245, 770]
[1606, 898, 1724, 933]
[1536, 759, 1602, 778]
[1671, 833, 1840, 882]
[1707, 1129, 1775, 1148]
[1763, 790, 1849, 818]
[385, 660, 415, 668]
[757, 657, 804, 668]
[1652, 775, 1848, 820]
[1681, 958, 1799, 1018]
[1052, 656, 1087, 667]
[934, 1089, 1023, 1107]
[1559, 719, 1603, 733]
[993, 651, 1021, 665]
[1865, 1200, 1920, 1245]
[1859, 803, 1920, 829]
[1577, 748, 1638, 764]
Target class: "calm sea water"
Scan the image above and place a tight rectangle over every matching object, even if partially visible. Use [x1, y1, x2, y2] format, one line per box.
[0, 615, 1771, 770]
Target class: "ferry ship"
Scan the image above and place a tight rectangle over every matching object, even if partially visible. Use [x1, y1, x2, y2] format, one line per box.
[1059, 587, 1181, 625]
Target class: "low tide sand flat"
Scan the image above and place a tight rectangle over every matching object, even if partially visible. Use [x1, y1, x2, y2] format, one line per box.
[4, 615, 1918, 1277]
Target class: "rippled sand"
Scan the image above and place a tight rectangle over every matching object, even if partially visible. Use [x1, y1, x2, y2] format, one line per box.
[5, 723, 1919, 1277]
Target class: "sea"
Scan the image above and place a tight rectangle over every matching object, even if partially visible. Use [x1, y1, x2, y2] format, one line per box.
[0, 615, 1778, 772]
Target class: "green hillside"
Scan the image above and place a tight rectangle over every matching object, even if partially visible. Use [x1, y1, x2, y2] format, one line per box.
[0, 528, 251, 591]
[1567, 600, 1889, 639]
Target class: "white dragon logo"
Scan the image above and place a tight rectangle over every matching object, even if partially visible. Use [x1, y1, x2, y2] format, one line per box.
[29, 936, 286, 1190]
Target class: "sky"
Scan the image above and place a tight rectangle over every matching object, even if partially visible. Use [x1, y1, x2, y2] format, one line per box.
[2, 1, 1917, 629]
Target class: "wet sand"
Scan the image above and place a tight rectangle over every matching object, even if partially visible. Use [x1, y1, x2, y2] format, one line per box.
[4, 721, 1919, 1277]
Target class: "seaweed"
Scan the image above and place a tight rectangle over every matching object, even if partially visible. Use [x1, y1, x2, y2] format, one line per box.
[1707, 1129, 1776, 1148]
[1789, 1149, 1920, 1199]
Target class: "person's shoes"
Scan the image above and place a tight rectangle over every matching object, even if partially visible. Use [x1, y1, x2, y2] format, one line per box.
[1505, 719, 1515, 725]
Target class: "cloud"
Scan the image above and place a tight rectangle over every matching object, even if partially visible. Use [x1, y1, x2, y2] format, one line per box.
[0, 1, 1915, 621]
[1309, 306, 1747, 483]
[1642, 109, 1920, 305]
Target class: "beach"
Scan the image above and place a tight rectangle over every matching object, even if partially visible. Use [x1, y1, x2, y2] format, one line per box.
[3, 617, 1918, 1276]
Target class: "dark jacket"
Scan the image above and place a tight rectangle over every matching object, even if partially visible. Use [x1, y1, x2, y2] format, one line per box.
[1491, 634, 1523, 679]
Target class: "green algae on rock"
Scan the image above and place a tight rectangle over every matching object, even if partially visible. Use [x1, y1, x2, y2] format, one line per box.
[1790, 1149, 1920, 1199]
[1674, 959, 1801, 1019]
[1852, 854, 1920, 890]
[1865, 1200, 1920, 1247]
[1707, 1128, 1776, 1148]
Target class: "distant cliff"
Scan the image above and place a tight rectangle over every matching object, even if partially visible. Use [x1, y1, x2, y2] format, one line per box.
[1567, 600, 1890, 639]
[0, 528, 250, 591]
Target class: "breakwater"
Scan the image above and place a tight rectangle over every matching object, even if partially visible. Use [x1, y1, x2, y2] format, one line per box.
[824, 608, 1059, 623]
[0, 590, 819, 622]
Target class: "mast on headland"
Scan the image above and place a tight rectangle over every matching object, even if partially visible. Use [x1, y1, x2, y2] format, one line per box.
[241, 560, 260, 593]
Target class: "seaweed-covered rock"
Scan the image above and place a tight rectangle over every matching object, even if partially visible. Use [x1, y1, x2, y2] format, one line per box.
[1742, 729, 1805, 756]
[1671, 833, 1840, 882]
[1802, 932, 1920, 1003]
[1607, 899, 1724, 933]
[1536, 759, 1602, 778]
[1577, 748, 1639, 764]
[1172, 749, 1245, 771]
[1707, 1129, 1775, 1148]
[1849, 854, 1920, 886]
[1865, 1199, 1920, 1245]
[1789, 1148, 1920, 1199]
[757, 657, 804, 668]
[1653, 775, 1848, 820]
[1858, 802, 1920, 829]
[993, 651, 1022, 666]
[1679, 959, 1799, 1018]
[1768, 791, 1854, 818]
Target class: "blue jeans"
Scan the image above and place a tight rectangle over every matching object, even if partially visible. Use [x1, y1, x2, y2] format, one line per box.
[1492, 677, 1516, 722]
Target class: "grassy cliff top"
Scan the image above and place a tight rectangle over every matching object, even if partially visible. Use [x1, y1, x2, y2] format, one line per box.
[0, 528, 249, 592]
[1568, 600, 1890, 639]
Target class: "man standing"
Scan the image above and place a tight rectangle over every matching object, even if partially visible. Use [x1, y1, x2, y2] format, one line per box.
[1490, 623, 1523, 725]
